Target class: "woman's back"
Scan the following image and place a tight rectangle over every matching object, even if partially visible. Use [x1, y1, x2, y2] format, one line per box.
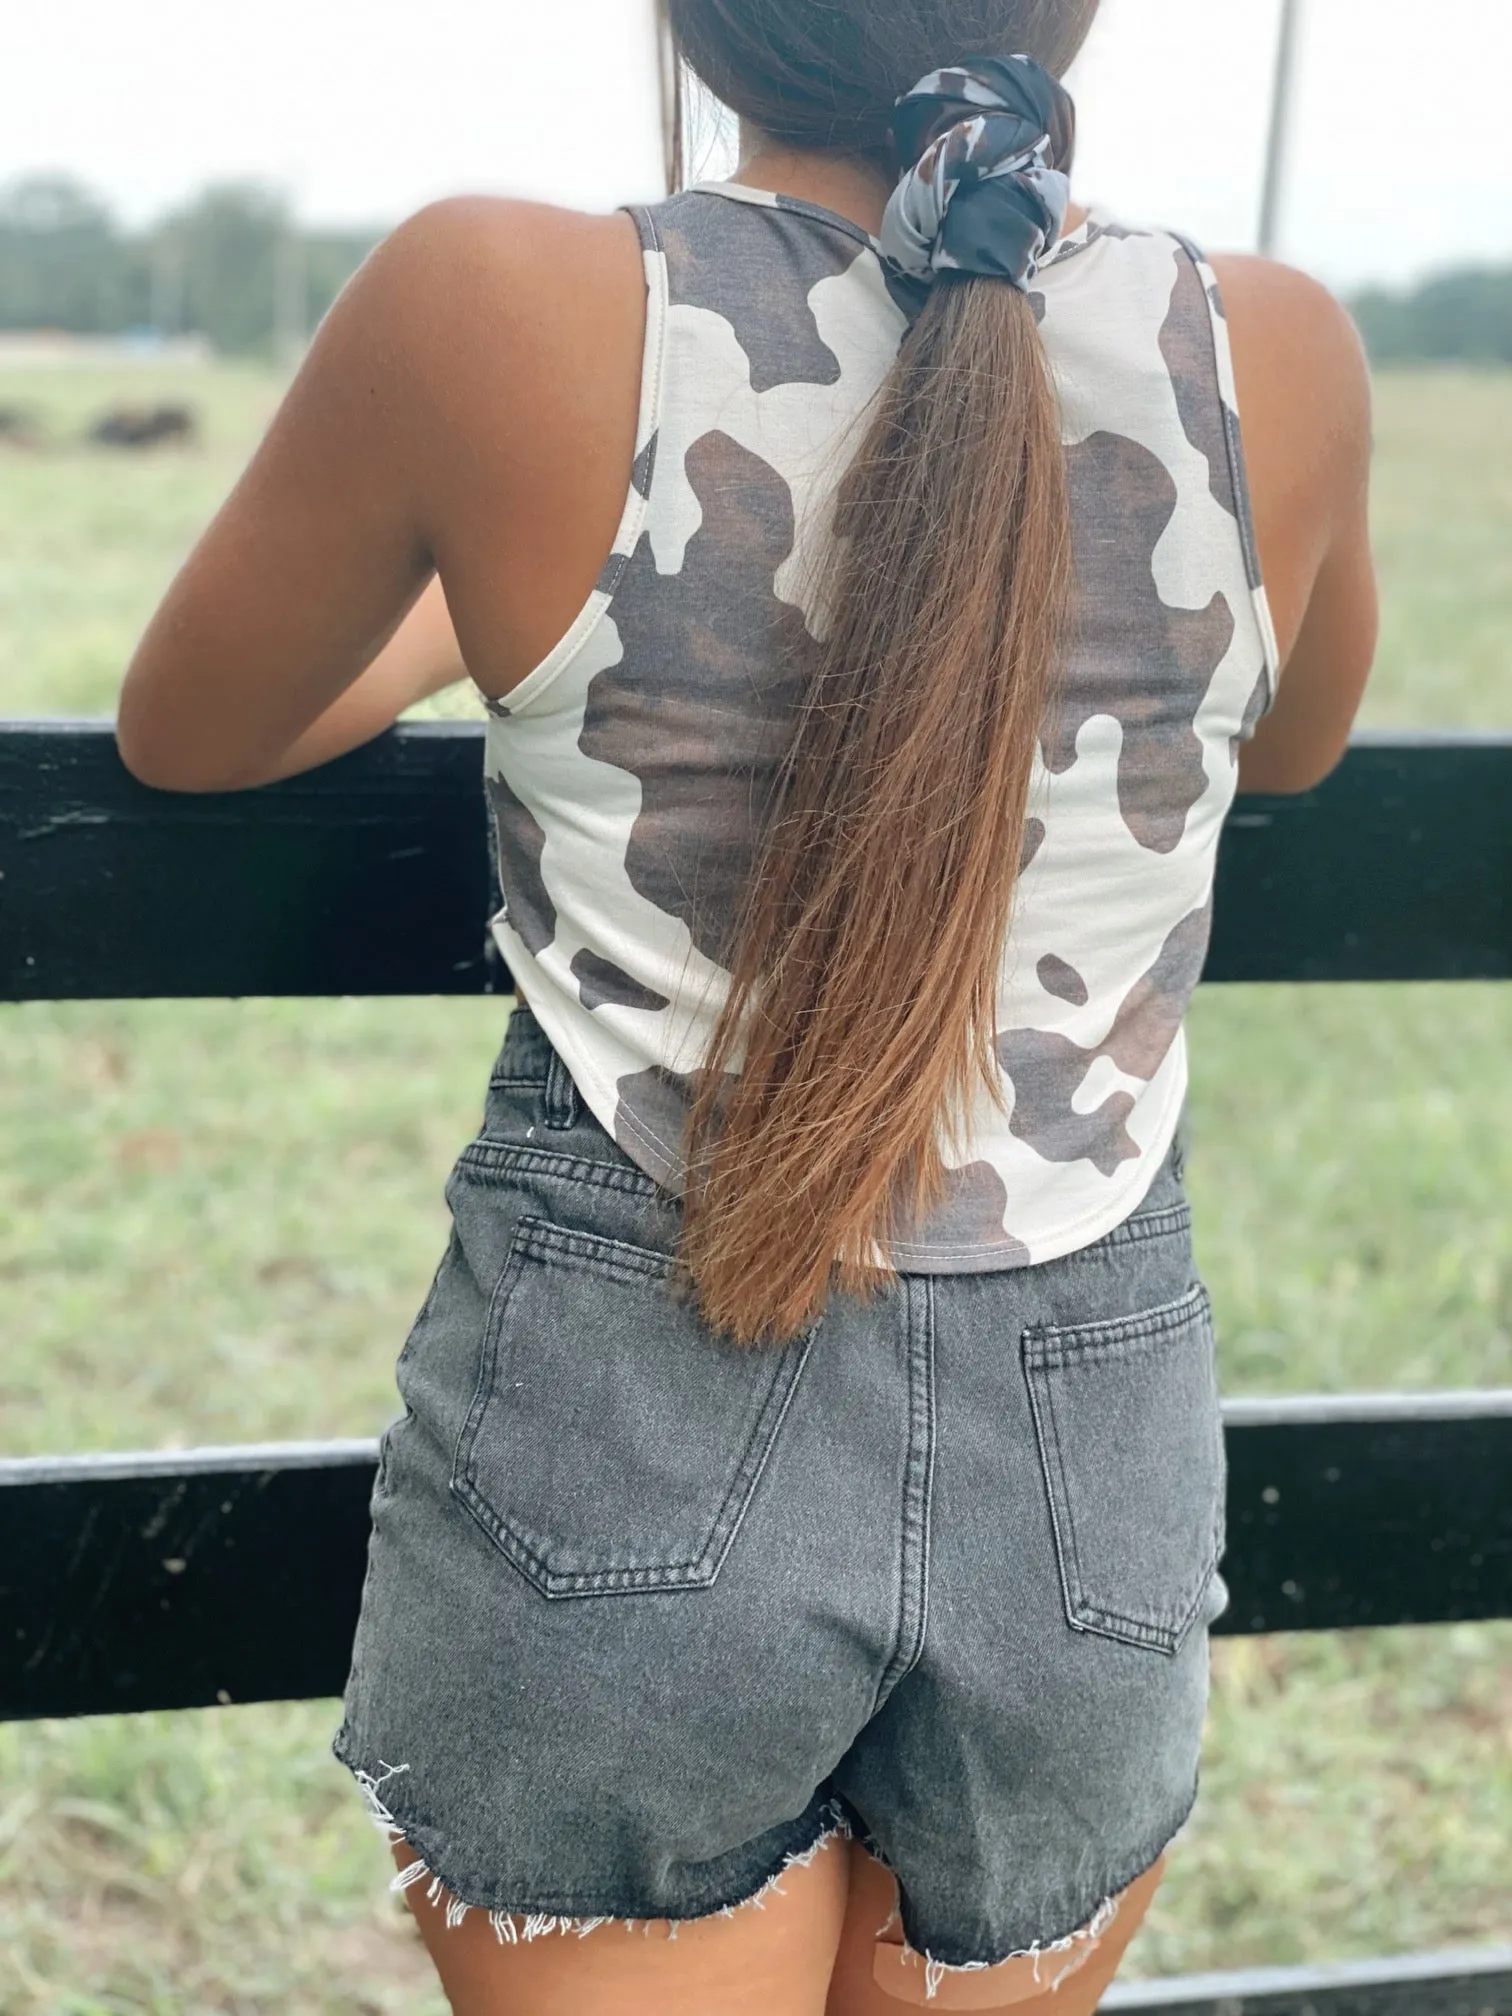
[113, 155, 1374, 1314]
[481, 182, 1278, 1265]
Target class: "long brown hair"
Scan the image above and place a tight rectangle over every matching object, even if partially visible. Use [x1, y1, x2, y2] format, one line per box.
[664, 0, 1100, 1345]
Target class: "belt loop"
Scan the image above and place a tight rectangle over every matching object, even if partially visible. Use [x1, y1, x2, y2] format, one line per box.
[544, 1046, 582, 1131]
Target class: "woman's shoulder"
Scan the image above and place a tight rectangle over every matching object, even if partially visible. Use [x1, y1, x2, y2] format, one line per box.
[335, 195, 650, 698]
[1206, 250, 1373, 656]
[321, 193, 646, 485]
[373, 186, 645, 438]
[1203, 247, 1374, 552]
[1208, 249, 1370, 402]
[364, 194, 645, 356]
[382, 190, 638, 264]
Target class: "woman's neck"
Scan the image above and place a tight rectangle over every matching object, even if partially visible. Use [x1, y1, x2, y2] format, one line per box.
[731, 127, 894, 237]
[729, 121, 1088, 241]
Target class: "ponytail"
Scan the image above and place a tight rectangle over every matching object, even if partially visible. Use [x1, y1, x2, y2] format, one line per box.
[666, 17, 1086, 1345]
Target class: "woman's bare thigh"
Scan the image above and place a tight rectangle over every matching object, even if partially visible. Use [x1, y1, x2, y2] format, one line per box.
[394, 1830, 1164, 2016]
[825, 1841, 1166, 2014]
[392, 1832, 852, 2016]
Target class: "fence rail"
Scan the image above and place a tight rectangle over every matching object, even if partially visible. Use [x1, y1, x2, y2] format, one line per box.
[3, 723, 1511, 1000]
[4, 1394, 1510, 1724]
[1103, 1945, 1512, 2014]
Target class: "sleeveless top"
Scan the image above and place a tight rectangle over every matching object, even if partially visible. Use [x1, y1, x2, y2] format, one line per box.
[482, 183, 1282, 1271]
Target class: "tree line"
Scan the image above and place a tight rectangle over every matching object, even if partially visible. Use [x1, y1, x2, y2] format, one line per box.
[3, 170, 1511, 366]
[0, 174, 383, 360]
[1348, 269, 1512, 367]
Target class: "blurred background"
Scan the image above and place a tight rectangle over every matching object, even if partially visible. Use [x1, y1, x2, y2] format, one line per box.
[2, 2, 1508, 2009]
[4, 0, 1511, 361]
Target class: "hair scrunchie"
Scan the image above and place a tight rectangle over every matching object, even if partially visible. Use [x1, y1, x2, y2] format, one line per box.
[879, 55, 1077, 291]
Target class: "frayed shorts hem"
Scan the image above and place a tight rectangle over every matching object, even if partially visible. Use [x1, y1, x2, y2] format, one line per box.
[861, 1775, 1200, 1995]
[332, 1731, 854, 1939]
[334, 1721, 1195, 2004]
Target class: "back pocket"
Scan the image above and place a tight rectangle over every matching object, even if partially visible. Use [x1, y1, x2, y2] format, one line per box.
[1023, 1283, 1225, 1656]
[451, 1216, 813, 1598]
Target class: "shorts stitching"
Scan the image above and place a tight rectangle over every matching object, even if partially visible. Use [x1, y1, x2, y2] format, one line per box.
[450, 1217, 816, 1596]
[1069, 1568, 1219, 1651]
[516, 1219, 675, 1285]
[1021, 1285, 1220, 1654]
[1021, 1284, 1210, 1365]
[1035, 1353, 1093, 1641]
[456, 1139, 662, 1198]
[870, 1277, 936, 1715]
[544, 1050, 582, 1130]
[1100, 1201, 1191, 1247]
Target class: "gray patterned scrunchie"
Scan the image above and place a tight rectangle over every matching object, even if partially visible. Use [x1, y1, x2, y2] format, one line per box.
[879, 55, 1077, 292]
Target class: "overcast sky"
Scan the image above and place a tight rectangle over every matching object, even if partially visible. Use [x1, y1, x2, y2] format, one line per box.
[5, 0, 1509, 291]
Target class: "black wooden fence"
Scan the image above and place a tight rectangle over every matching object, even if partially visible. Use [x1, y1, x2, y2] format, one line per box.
[3, 720, 1511, 2015]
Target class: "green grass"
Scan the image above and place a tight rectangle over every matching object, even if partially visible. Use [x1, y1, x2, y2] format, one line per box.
[0, 367, 295, 722]
[1366, 369, 1512, 730]
[1, 362, 1509, 2009]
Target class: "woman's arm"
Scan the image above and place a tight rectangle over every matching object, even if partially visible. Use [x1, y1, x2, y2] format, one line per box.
[1213, 253, 1379, 794]
[252, 571, 469, 784]
[115, 200, 487, 795]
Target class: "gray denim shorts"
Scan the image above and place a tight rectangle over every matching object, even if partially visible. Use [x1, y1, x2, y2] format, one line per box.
[333, 1006, 1230, 1975]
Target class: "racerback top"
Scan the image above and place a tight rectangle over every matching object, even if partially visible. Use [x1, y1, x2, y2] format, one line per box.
[482, 183, 1282, 1270]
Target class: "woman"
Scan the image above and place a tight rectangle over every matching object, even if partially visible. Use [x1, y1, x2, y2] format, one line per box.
[116, 2, 1377, 2009]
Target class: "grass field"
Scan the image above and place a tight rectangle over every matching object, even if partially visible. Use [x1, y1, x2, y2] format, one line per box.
[1, 361, 1509, 2011]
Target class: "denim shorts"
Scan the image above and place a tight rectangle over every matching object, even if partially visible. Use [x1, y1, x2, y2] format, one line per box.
[332, 1006, 1230, 1978]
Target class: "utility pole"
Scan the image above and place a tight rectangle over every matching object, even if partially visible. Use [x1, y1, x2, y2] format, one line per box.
[655, 0, 681, 194]
[150, 229, 184, 339]
[1259, 0, 1303, 256]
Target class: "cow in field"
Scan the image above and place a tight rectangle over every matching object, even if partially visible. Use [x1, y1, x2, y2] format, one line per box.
[0, 404, 46, 450]
[88, 404, 200, 448]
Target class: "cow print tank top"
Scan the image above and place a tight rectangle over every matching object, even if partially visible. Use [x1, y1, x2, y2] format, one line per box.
[482, 182, 1281, 1270]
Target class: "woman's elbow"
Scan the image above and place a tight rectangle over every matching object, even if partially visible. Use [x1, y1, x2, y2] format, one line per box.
[1235, 734, 1350, 796]
[115, 710, 257, 795]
